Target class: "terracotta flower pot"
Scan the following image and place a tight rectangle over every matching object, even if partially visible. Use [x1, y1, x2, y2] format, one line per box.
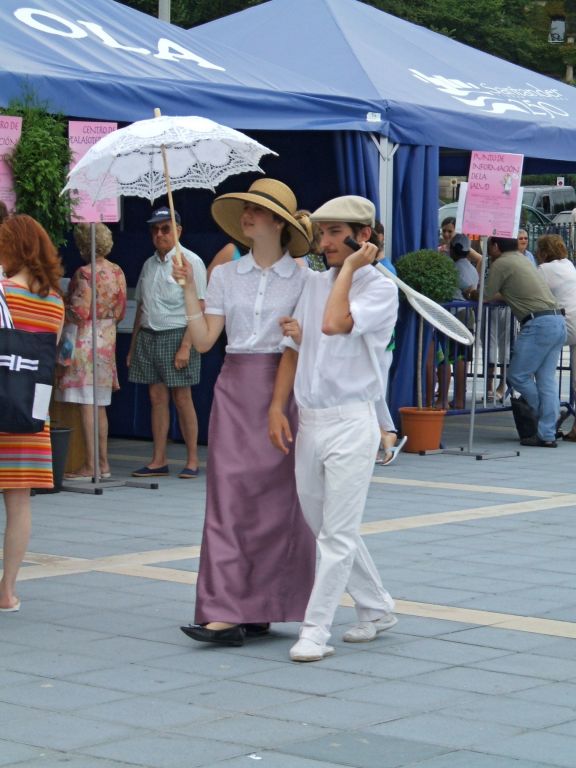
[399, 406, 446, 453]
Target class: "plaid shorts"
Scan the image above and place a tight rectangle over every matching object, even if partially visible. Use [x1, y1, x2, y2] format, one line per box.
[128, 327, 201, 388]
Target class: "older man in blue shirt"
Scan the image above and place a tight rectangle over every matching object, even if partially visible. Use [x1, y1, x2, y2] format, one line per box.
[128, 208, 206, 478]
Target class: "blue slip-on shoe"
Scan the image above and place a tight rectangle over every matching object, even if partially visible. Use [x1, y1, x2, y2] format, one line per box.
[178, 467, 199, 479]
[131, 465, 170, 477]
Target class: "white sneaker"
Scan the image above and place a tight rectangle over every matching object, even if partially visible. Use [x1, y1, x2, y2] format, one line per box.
[289, 638, 335, 662]
[342, 613, 398, 643]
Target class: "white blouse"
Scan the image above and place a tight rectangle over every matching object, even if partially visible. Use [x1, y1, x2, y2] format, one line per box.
[538, 259, 576, 345]
[206, 251, 307, 353]
[283, 266, 399, 409]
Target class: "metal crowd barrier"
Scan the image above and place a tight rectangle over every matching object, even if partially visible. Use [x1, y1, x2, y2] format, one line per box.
[425, 301, 574, 423]
[526, 222, 576, 260]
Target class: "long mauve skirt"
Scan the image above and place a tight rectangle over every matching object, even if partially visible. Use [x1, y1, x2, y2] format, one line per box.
[194, 353, 315, 624]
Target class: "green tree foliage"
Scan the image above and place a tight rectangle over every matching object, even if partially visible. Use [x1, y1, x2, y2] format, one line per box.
[372, 0, 564, 77]
[117, 0, 567, 79]
[0, 91, 75, 248]
[123, 0, 265, 28]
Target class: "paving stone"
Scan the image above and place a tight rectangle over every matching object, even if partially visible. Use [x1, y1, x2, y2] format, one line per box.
[478, 731, 576, 767]
[277, 731, 450, 768]
[214, 754, 346, 768]
[67, 664, 209, 694]
[81, 733, 249, 768]
[5, 712, 137, 751]
[0, 740, 44, 766]
[3, 756, 151, 768]
[78, 695, 222, 730]
[365, 712, 521, 749]
[437, 692, 576, 729]
[385, 638, 509, 666]
[177, 713, 333, 748]
[80, 635, 191, 663]
[514, 681, 576, 708]
[317, 649, 447, 679]
[4, 649, 115, 678]
[409, 666, 543, 696]
[146, 647, 286, 679]
[159, 680, 310, 714]
[434, 627, 557, 652]
[333, 679, 473, 716]
[469, 652, 576, 682]
[0, 678, 128, 711]
[259, 695, 400, 730]
[234, 665, 376, 696]
[401, 751, 557, 767]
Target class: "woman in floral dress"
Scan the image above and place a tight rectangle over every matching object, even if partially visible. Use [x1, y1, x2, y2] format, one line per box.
[56, 224, 126, 480]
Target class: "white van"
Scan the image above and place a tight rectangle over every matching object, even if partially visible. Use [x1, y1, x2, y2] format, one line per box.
[522, 186, 576, 218]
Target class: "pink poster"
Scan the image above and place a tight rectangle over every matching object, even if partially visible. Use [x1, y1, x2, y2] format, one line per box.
[461, 151, 524, 237]
[69, 121, 119, 223]
[0, 116, 22, 213]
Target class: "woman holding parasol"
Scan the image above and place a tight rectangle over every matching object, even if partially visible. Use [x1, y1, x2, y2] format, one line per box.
[176, 178, 316, 647]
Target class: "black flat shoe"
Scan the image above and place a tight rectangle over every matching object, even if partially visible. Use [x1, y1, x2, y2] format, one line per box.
[520, 435, 557, 448]
[242, 623, 271, 637]
[180, 624, 245, 646]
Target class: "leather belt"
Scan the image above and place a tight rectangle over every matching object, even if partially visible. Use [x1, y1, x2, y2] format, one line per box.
[520, 308, 565, 326]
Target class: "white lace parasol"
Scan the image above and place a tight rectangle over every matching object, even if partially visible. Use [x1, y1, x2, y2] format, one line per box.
[63, 115, 277, 202]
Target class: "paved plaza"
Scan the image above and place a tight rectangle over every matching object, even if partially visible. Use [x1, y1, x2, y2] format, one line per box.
[2, 410, 576, 767]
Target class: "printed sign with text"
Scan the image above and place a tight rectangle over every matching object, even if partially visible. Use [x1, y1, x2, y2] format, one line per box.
[0, 116, 22, 213]
[462, 151, 524, 238]
[69, 121, 119, 223]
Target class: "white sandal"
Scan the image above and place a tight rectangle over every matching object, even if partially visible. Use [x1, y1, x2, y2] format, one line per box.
[377, 436, 407, 466]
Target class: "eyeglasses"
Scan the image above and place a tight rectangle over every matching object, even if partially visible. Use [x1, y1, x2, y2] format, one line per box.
[151, 223, 172, 235]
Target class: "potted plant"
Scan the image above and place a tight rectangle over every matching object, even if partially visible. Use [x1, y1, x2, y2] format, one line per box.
[395, 249, 458, 453]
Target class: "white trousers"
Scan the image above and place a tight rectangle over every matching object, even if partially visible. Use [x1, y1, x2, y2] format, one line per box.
[295, 401, 395, 645]
[375, 349, 395, 433]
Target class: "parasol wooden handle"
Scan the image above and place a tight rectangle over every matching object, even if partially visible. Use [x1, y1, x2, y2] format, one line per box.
[154, 107, 185, 285]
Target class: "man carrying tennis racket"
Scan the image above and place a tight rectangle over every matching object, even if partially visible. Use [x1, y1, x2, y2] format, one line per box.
[269, 196, 399, 662]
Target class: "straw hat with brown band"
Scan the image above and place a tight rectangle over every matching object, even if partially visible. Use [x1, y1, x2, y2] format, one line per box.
[211, 178, 311, 258]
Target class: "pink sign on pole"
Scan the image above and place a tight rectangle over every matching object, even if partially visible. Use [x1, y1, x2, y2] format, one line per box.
[461, 151, 524, 237]
[0, 116, 22, 213]
[69, 121, 119, 223]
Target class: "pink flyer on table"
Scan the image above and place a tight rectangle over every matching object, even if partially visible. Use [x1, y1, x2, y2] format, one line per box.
[0, 116, 22, 213]
[461, 151, 524, 237]
[69, 121, 119, 223]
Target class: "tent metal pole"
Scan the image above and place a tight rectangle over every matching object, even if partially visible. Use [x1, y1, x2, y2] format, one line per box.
[371, 134, 398, 259]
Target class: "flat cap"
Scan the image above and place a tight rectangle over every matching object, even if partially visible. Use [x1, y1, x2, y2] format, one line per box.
[310, 196, 375, 227]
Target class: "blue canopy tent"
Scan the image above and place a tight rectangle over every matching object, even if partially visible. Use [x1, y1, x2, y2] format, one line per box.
[188, 0, 576, 416]
[5, 0, 576, 254]
[0, 0, 387, 441]
[188, 0, 576, 255]
[4, 0, 576, 425]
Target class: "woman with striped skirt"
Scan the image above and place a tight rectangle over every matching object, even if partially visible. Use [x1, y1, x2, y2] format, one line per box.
[0, 215, 64, 612]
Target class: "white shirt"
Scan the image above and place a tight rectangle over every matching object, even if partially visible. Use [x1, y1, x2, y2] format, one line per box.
[135, 245, 206, 331]
[538, 259, 576, 345]
[206, 251, 307, 353]
[285, 266, 399, 409]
